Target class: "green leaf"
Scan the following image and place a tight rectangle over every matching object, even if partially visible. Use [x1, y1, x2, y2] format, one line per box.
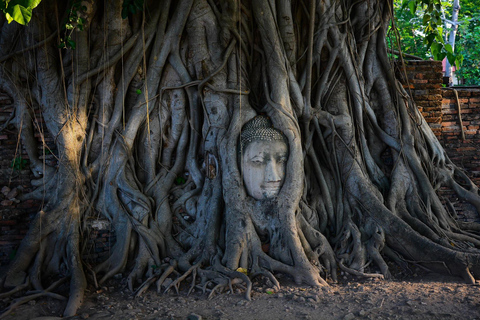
[422, 13, 430, 24]
[447, 53, 455, 66]
[437, 26, 443, 36]
[424, 33, 436, 46]
[121, 7, 128, 19]
[10, 156, 28, 171]
[455, 54, 464, 70]
[6, 5, 32, 25]
[129, 4, 136, 14]
[67, 38, 76, 49]
[2, 0, 41, 25]
[136, 89, 142, 95]
[444, 44, 453, 54]
[434, 31, 444, 43]
[9, 249, 17, 261]
[408, 1, 416, 15]
[175, 176, 186, 185]
[430, 42, 442, 60]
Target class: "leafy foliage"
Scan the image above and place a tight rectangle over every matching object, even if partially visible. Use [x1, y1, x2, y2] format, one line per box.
[121, 0, 143, 19]
[10, 156, 28, 171]
[391, 0, 430, 59]
[454, 10, 480, 84]
[58, 0, 87, 49]
[391, 0, 463, 68]
[0, 0, 41, 25]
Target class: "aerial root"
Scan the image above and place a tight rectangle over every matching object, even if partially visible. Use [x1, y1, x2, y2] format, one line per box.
[460, 266, 476, 285]
[0, 277, 30, 300]
[135, 273, 161, 297]
[164, 265, 250, 299]
[132, 262, 179, 296]
[337, 259, 385, 280]
[205, 277, 244, 300]
[164, 263, 201, 294]
[126, 261, 254, 300]
[0, 292, 67, 319]
[156, 264, 178, 293]
[250, 268, 280, 291]
[0, 278, 68, 319]
[84, 264, 99, 289]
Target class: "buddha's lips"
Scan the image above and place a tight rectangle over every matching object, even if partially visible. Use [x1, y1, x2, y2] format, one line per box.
[262, 183, 282, 191]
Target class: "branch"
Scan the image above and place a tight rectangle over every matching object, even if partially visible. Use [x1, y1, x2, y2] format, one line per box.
[387, 48, 423, 61]
[0, 31, 58, 64]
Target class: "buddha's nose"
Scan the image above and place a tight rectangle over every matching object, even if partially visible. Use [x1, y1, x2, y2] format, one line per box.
[265, 161, 281, 182]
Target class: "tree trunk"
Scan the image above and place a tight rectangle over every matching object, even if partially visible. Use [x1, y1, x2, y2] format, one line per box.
[445, 0, 460, 81]
[1, 0, 479, 316]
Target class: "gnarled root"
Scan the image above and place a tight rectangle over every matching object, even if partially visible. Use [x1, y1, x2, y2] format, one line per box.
[0, 278, 67, 319]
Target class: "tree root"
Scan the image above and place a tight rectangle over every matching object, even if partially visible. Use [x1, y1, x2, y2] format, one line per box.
[0, 278, 68, 319]
[0, 278, 30, 300]
[337, 259, 385, 280]
[132, 259, 256, 301]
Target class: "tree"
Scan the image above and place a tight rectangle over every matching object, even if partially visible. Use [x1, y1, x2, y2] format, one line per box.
[455, 8, 480, 84]
[1, 0, 480, 317]
[391, 1, 460, 60]
[444, 0, 460, 81]
[390, 0, 433, 59]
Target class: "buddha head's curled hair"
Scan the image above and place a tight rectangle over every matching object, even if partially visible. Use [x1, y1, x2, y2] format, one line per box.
[240, 116, 288, 152]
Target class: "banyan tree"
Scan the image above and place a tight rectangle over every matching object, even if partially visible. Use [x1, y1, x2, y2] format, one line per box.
[1, 0, 480, 316]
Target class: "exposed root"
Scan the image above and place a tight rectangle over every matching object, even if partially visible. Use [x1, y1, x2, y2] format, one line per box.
[0, 278, 30, 300]
[0, 278, 67, 319]
[337, 259, 385, 280]
[156, 263, 178, 293]
[0, 292, 67, 319]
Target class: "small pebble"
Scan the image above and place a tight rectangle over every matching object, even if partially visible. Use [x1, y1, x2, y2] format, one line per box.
[187, 313, 202, 320]
[343, 312, 355, 320]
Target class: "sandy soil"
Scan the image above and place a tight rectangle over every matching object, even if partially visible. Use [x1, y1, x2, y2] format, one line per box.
[1, 270, 480, 320]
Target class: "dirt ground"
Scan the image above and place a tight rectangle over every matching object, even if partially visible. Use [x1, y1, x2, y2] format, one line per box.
[1, 269, 480, 320]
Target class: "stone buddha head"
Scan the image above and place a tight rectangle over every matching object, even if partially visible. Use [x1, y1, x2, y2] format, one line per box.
[240, 116, 288, 200]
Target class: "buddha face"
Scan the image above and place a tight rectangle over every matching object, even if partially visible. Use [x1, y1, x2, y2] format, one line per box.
[242, 140, 288, 200]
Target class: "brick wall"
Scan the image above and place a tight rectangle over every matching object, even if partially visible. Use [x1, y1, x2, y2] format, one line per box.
[399, 60, 444, 137]
[440, 88, 480, 220]
[398, 60, 480, 221]
[0, 93, 40, 266]
[441, 88, 480, 181]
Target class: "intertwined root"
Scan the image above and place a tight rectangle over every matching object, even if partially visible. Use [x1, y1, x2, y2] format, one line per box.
[0, 278, 68, 319]
[131, 261, 253, 301]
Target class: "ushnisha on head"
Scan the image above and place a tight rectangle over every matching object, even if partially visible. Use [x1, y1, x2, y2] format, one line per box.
[240, 116, 289, 200]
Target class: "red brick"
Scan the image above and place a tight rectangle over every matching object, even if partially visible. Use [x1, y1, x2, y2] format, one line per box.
[0, 234, 24, 240]
[0, 241, 19, 245]
[0, 220, 17, 226]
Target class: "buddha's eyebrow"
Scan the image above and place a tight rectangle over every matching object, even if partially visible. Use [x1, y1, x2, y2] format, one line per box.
[248, 154, 265, 160]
